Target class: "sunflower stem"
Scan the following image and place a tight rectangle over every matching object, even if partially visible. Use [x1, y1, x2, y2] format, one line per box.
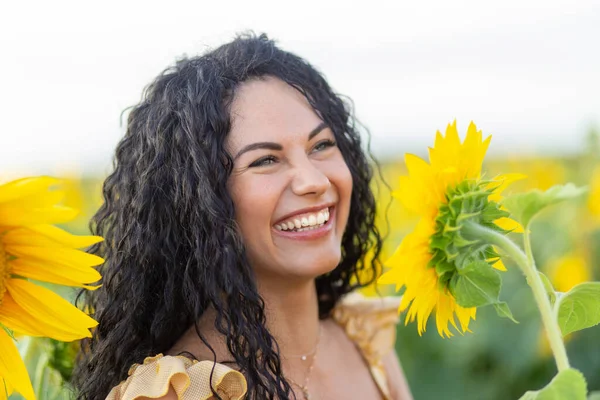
[463, 222, 570, 372]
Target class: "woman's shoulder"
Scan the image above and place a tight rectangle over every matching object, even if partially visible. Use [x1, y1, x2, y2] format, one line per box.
[332, 292, 401, 361]
[332, 292, 402, 400]
[106, 354, 247, 400]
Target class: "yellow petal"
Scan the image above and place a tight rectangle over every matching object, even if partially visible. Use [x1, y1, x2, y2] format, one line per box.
[494, 217, 524, 233]
[445, 120, 461, 149]
[0, 176, 60, 204]
[0, 328, 35, 400]
[404, 154, 431, 183]
[0, 293, 89, 341]
[1, 188, 65, 210]
[492, 258, 507, 272]
[487, 173, 527, 202]
[378, 268, 405, 291]
[3, 225, 103, 249]
[1, 378, 13, 400]
[395, 176, 429, 216]
[455, 305, 475, 333]
[0, 205, 78, 226]
[6, 279, 97, 340]
[436, 294, 458, 338]
[7, 246, 104, 268]
[9, 258, 101, 289]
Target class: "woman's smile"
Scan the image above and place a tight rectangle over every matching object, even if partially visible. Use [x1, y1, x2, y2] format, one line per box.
[273, 206, 336, 240]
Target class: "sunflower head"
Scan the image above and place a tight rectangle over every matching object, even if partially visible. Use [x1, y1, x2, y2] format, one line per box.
[430, 179, 509, 292]
[379, 121, 522, 337]
[0, 176, 103, 400]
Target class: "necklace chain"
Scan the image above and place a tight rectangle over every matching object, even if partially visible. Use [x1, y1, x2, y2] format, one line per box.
[284, 325, 321, 360]
[285, 325, 322, 400]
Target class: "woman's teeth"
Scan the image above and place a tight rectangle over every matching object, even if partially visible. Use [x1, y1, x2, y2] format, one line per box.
[274, 208, 330, 232]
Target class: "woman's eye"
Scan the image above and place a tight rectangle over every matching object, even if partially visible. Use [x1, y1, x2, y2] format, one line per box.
[312, 139, 336, 153]
[249, 155, 277, 168]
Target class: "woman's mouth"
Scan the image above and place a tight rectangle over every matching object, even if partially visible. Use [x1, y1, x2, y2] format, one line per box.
[272, 207, 335, 240]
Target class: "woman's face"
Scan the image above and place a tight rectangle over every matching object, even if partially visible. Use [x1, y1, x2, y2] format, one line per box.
[226, 77, 352, 281]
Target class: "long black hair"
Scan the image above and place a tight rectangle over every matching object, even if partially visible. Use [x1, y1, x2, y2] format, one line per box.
[73, 32, 383, 400]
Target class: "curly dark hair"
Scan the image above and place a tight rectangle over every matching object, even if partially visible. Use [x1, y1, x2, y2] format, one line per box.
[73, 32, 383, 400]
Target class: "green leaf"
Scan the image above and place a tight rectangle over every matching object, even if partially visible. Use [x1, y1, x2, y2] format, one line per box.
[502, 184, 588, 228]
[588, 392, 600, 400]
[481, 202, 510, 220]
[557, 282, 600, 336]
[450, 260, 502, 308]
[494, 301, 519, 323]
[519, 368, 587, 400]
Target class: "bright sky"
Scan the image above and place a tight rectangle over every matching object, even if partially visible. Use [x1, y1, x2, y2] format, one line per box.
[1, 0, 599, 176]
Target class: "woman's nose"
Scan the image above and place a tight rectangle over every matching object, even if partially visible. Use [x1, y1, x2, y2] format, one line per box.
[291, 159, 331, 197]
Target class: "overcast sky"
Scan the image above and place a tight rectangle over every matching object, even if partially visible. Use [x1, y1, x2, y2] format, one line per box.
[1, 0, 599, 177]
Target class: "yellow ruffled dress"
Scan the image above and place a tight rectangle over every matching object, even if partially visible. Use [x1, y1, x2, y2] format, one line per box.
[106, 294, 401, 400]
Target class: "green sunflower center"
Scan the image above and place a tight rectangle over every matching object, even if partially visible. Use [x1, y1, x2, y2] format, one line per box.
[428, 179, 508, 291]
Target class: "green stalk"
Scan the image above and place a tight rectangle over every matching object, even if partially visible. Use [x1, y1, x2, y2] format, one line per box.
[463, 222, 570, 372]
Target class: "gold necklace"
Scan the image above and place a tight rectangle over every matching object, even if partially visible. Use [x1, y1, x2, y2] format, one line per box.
[285, 326, 322, 400]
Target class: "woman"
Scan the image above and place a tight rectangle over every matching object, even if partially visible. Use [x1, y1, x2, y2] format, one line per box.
[74, 33, 413, 400]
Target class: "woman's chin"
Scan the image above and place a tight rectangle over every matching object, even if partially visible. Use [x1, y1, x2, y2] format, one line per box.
[283, 254, 341, 279]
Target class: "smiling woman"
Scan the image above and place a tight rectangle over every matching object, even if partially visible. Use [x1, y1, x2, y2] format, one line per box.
[73, 33, 413, 400]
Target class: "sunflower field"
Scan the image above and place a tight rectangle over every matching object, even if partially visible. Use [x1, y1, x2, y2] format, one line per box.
[2, 125, 600, 400]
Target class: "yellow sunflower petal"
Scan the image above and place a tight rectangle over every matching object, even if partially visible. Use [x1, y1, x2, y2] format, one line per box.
[1, 378, 13, 400]
[7, 246, 104, 268]
[461, 121, 490, 178]
[492, 258, 507, 272]
[487, 173, 527, 202]
[404, 154, 431, 183]
[0, 293, 90, 341]
[0, 176, 60, 204]
[416, 291, 437, 335]
[6, 279, 97, 340]
[3, 225, 103, 249]
[0, 205, 78, 226]
[436, 293, 458, 338]
[445, 120, 461, 151]
[378, 268, 406, 291]
[9, 258, 101, 289]
[494, 217, 524, 233]
[0, 328, 35, 400]
[455, 305, 476, 333]
[0, 188, 65, 210]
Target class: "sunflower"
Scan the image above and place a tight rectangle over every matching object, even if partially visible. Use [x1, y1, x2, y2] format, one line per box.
[378, 121, 522, 337]
[0, 176, 103, 400]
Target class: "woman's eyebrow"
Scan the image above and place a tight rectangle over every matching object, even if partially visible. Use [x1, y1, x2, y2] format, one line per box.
[307, 121, 328, 141]
[234, 142, 283, 160]
[233, 122, 329, 160]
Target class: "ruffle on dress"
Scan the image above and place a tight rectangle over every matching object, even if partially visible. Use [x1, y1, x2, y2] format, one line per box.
[106, 354, 246, 400]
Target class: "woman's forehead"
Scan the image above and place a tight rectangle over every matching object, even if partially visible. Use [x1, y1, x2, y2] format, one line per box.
[227, 77, 323, 148]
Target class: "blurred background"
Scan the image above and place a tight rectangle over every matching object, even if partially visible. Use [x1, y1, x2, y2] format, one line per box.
[1, 0, 599, 399]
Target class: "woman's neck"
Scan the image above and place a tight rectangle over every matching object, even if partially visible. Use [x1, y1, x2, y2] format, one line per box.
[257, 276, 321, 359]
[169, 276, 323, 366]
